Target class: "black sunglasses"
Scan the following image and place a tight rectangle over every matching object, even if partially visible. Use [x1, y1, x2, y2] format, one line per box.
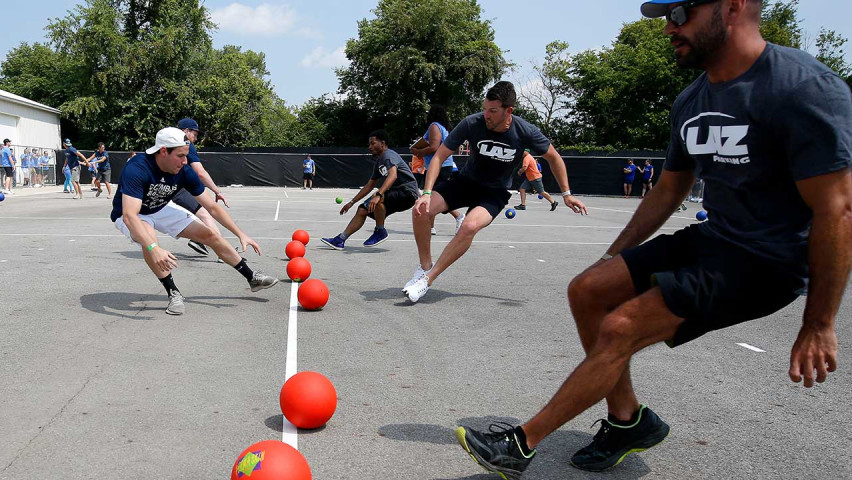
[666, 0, 720, 26]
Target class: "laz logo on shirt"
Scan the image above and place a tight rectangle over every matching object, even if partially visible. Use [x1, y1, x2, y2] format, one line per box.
[476, 141, 516, 162]
[680, 112, 750, 165]
[378, 165, 388, 176]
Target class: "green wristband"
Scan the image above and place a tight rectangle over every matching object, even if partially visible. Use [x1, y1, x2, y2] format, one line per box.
[422, 190, 431, 195]
[147, 243, 158, 252]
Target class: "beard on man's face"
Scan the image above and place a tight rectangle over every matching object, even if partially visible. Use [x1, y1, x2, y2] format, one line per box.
[673, 5, 728, 69]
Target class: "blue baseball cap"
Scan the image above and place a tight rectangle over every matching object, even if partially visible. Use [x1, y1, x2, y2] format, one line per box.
[177, 118, 201, 133]
[64, 138, 72, 146]
[641, 0, 681, 18]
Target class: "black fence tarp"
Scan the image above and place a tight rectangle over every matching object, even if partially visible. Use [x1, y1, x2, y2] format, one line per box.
[60, 150, 665, 196]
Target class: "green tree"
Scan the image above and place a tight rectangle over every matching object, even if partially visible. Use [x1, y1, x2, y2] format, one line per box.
[566, 18, 698, 150]
[760, 0, 802, 48]
[515, 41, 572, 143]
[816, 29, 852, 85]
[337, 0, 507, 144]
[0, 0, 284, 149]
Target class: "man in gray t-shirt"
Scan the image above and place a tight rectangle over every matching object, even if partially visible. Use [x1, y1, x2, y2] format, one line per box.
[403, 81, 588, 302]
[321, 130, 419, 250]
[455, 2, 852, 478]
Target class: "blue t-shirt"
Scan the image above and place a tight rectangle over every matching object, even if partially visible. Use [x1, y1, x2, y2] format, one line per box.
[443, 113, 551, 189]
[1, 147, 11, 167]
[624, 164, 637, 181]
[186, 142, 200, 164]
[20, 153, 30, 168]
[370, 149, 419, 195]
[665, 43, 852, 287]
[110, 153, 205, 222]
[94, 151, 110, 171]
[422, 122, 455, 169]
[303, 158, 315, 174]
[65, 146, 81, 169]
[39, 155, 50, 170]
[643, 165, 654, 180]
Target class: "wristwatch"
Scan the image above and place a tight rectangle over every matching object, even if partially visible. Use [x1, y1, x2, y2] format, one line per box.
[376, 192, 384, 198]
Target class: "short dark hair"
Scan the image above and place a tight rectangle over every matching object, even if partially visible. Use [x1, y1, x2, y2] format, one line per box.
[2, 139, 9, 145]
[486, 81, 517, 108]
[368, 129, 390, 145]
[426, 105, 451, 129]
[97, 142, 105, 148]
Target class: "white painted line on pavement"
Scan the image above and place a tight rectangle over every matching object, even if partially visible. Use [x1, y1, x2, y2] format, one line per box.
[282, 281, 299, 449]
[283, 191, 289, 199]
[274, 201, 280, 221]
[69, 239, 76, 242]
[736, 343, 765, 353]
[537, 259, 546, 263]
[508, 246, 515, 249]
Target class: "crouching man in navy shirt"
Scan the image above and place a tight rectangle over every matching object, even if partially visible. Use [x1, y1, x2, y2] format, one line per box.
[110, 127, 279, 315]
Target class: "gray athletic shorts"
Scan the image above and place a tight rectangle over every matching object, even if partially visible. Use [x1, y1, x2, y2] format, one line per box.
[98, 170, 111, 183]
[70, 166, 81, 182]
[520, 177, 545, 193]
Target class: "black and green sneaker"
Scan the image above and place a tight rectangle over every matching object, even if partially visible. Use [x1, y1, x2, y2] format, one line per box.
[570, 405, 669, 472]
[455, 423, 535, 480]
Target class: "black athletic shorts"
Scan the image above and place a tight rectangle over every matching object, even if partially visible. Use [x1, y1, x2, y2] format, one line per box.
[621, 224, 802, 347]
[438, 166, 455, 182]
[2, 167, 12, 176]
[303, 173, 314, 180]
[360, 188, 418, 219]
[171, 188, 202, 214]
[433, 174, 511, 219]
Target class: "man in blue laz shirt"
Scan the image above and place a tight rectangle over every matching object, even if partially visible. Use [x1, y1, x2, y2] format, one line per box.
[456, 1, 852, 477]
[302, 154, 315, 190]
[111, 127, 279, 315]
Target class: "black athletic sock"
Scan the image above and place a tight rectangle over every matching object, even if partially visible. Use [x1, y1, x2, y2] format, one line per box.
[513, 426, 534, 455]
[159, 274, 180, 296]
[233, 258, 254, 281]
[608, 407, 641, 427]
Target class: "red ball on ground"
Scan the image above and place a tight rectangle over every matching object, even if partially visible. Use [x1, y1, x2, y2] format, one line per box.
[285, 240, 306, 260]
[292, 229, 310, 245]
[231, 439, 311, 480]
[286, 257, 312, 282]
[297, 279, 328, 310]
[280, 371, 337, 429]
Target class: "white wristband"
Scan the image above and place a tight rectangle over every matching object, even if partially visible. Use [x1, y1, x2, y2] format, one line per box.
[601, 253, 613, 261]
[561, 190, 572, 197]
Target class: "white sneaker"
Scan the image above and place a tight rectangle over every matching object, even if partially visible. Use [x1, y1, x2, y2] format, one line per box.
[407, 276, 430, 303]
[430, 227, 437, 236]
[403, 265, 429, 293]
[454, 213, 466, 235]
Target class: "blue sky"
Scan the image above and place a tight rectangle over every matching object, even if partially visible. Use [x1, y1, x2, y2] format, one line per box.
[2, 1, 851, 107]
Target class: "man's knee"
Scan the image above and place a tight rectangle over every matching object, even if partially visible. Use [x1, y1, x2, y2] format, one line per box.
[595, 313, 639, 356]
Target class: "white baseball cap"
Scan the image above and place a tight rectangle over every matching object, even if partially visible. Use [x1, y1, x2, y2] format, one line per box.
[145, 127, 190, 154]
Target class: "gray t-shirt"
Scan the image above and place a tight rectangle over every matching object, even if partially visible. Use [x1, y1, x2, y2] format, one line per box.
[443, 113, 551, 189]
[666, 43, 852, 287]
[371, 149, 419, 195]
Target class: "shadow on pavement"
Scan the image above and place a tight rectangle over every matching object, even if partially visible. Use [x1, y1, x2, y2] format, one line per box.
[80, 291, 269, 320]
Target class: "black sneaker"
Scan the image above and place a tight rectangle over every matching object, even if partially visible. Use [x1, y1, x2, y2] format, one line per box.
[187, 240, 209, 255]
[550, 201, 558, 211]
[514, 204, 526, 210]
[570, 405, 669, 472]
[455, 423, 535, 480]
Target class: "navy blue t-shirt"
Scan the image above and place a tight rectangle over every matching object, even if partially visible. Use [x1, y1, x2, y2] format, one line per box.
[95, 151, 110, 171]
[665, 43, 852, 287]
[443, 113, 551, 189]
[624, 164, 637, 181]
[110, 153, 205, 221]
[65, 146, 81, 169]
[186, 143, 200, 164]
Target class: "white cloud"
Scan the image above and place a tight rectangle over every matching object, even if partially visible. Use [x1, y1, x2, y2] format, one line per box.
[299, 46, 349, 69]
[210, 3, 299, 36]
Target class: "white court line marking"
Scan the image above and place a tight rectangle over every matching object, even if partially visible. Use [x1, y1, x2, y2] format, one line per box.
[0, 260, 6, 263]
[283, 191, 289, 199]
[69, 239, 76, 242]
[736, 343, 765, 352]
[508, 246, 515, 249]
[282, 281, 300, 449]
[274, 201, 280, 221]
[537, 259, 546, 263]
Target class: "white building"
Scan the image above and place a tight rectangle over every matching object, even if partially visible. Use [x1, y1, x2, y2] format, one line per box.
[0, 89, 62, 185]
